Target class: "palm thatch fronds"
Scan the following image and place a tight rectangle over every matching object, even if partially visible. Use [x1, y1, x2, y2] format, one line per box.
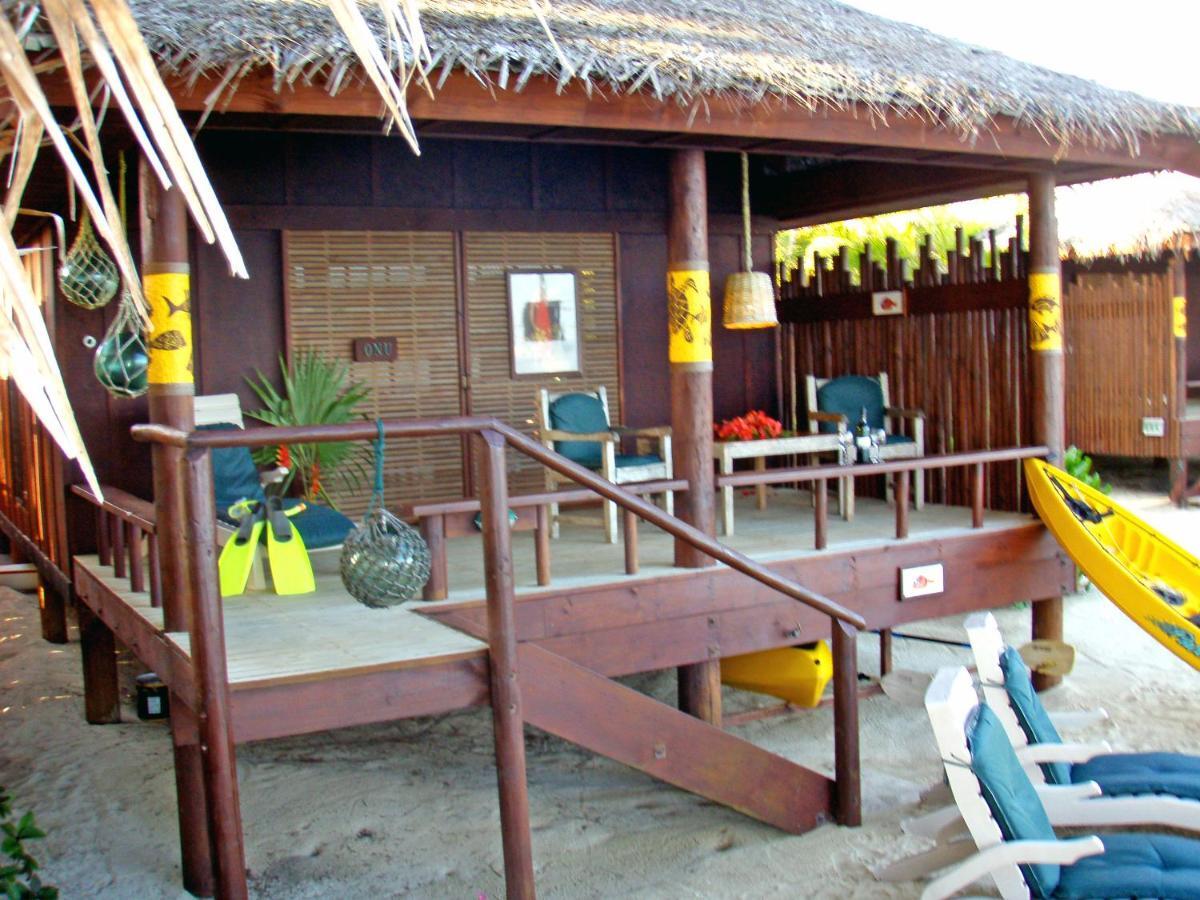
[0, 0, 431, 494]
[1058, 173, 1200, 260]
[104, 0, 1200, 156]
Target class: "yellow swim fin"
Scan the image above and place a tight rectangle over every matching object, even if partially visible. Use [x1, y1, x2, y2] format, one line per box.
[218, 503, 264, 598]
[265, 497, 315, 595]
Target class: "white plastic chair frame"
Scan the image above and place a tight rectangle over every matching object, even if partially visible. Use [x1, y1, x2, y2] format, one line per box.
[535, 386, 673, 543]
[804, 372, 925, 518]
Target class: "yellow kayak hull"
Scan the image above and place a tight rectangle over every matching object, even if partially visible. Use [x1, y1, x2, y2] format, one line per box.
[1025, 458, 1200, 671]
[720, 641, 833, 707]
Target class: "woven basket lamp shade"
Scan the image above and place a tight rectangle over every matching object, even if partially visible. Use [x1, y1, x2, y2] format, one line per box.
[723, 152, 778, 330]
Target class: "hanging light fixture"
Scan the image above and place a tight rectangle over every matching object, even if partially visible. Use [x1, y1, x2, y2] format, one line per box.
[723, 152, 778, 329]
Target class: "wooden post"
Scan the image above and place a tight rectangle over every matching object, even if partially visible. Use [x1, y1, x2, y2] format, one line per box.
[668, 149, 720, 724]
[894, 471, 909, 539]
[535, 505, 552, 586]
[1170, 253, 1189, 506]
[813, 478, 828, 550]
[971, 463, 986, 528]
[1028, 172, 1065, 691]
[879, 629, 893, 678]
[622, 508, 639, 575]
[140, 162, 213, 897]
[419, 515, 448, 601]
[77, 604, 120, 724]
[831, 620, 861, 826]
[182, 447, 247, 900]
[474, 431, 536, 900]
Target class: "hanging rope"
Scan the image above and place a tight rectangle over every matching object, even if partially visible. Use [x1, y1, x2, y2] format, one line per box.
[339, 418, 431, 608]
[740, 151, 752, 273]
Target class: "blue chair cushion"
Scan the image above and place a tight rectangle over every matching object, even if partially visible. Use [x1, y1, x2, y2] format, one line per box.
[967, 703, 1062, 898]
[883, 432, 914, 445]
[1071, 752, 1200, 801]
[815, 375, 884, 434]
[200, 424, 267, 515]
[1055, 832, 1200, 899]
[549, 393, 610, 468]
[281, 499, 355, 551]
[999, 646, 1072, 786]
[615, 454, 662, 469]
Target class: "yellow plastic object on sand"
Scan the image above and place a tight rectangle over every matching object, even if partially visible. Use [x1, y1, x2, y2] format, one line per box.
[1025, 458, 1200, 671]
[720, 641, 833, 707]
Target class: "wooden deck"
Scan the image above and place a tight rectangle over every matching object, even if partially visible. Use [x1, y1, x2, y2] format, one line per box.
[429, 489, 1033, 601]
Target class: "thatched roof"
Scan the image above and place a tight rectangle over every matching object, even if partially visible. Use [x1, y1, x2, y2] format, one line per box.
[1058, 173, 1200, 259]
[24, 0, 1200, 154]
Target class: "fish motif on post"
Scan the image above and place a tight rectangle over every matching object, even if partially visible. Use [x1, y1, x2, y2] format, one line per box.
[148, 329, 188, 351]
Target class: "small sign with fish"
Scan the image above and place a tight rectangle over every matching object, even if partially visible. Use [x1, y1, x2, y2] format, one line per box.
[871, 290, 905, 316]
[900, 563, 944, 600]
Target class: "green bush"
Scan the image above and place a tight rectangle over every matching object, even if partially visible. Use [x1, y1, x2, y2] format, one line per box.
[0, 787, 56, 899]
[1063, 446, 1111, 494]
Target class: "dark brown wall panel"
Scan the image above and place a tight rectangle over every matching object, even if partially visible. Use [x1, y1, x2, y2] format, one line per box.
[453, 141, 533, 210]
[194, 230, 285, 409]
[535, 144, 606, 212]
[375, 138, 456, 208]
[198, 132, 286, 206]
[287, 134, 373, 207]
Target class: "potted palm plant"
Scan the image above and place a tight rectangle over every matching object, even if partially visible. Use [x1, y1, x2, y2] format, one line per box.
[245, 351, 371, 506]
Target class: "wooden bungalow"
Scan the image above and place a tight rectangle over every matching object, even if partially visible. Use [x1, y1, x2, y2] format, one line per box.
[5, 1, 1200, 897]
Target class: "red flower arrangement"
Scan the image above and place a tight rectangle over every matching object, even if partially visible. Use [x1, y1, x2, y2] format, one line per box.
[714, 410, 783, 442]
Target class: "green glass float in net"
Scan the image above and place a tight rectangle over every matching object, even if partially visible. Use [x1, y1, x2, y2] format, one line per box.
[340, 421, 430, 608]
[59, 212, 119, 309]
[94, 291, 149, 398]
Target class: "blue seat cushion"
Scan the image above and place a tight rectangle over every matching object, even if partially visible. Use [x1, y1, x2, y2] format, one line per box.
[999, 646, 1072, 786]
[815, 375, 884, 434]
[967, 703, 1062, 898]
[615, 453, 662, 469]
[883, 432, 914, 445]
[549, 393, 610, 468]
[281, 499, 355, 551]
[1055, 832, 1200, 899]
[200, 423, 267, 515]
[1071, 752, 1200, 801]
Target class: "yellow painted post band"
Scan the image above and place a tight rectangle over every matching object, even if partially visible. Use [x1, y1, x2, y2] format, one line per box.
[145, 272, 193, 385]
[667, 269, 711, 364]
[1173, 296, 1188, 339]
[1028, 272, 1062, 352]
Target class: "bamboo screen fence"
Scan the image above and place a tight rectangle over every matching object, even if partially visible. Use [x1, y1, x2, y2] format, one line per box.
[779, 224, 1033, 511]
[1064, 267, 1180, 458]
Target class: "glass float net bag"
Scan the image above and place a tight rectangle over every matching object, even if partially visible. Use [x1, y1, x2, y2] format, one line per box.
[94, 290, 149, 398]
[60, 212, 119, 309]
[340, 420, 431, 608]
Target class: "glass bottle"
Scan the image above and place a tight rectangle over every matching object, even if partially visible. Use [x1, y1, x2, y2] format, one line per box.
[855, 406, 872, 464]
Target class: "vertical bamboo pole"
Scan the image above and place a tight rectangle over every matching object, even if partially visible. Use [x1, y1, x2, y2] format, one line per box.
[140, 163, 212, 896]
[1028, 172, 1065, 691]
[667, 149, 720, 725]
[1170, 253, 1189, 505]
[419, 515, 448, 600]
[831, 619, 861, 826]
[474, 430, 536, 900]
[182, 447, 247, 900]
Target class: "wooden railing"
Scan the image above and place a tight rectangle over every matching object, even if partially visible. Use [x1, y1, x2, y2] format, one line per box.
[716, 446, 1048, 550]
[71, 484, 161, 607]
[129, 415, 869, 899]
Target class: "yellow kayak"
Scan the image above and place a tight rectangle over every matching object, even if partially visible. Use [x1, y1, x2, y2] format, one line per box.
[720, 641, 833, 707]
[1025, 458, 1200, 671]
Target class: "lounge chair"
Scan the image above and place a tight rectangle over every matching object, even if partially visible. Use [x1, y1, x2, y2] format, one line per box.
[914, 666, 1200, 900]
[535, 386, 672, 543]
[195, 393, 355, 575]
[966, 611, 1200, 805]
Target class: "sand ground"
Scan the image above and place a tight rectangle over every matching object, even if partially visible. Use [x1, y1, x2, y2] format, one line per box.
[1, 484, 1197, 898]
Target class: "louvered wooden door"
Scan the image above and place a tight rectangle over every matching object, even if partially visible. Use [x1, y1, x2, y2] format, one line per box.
[462, 232, 620, 494]
[285, 231, 464, 515]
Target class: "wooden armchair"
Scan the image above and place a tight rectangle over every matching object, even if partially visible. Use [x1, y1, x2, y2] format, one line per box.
[805, 372, 925, 516]
[535, 386, 673, 542]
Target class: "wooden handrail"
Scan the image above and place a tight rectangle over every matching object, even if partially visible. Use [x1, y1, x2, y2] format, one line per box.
[405, 479, 687, 518]
[132, 418, 867, 629]
[71, 484, 157, 533]
[715, 445, 1048, 490]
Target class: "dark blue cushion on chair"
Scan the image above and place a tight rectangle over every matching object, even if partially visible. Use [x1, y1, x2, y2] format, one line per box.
[883, 432, 914, 445]
[281, 499, 355, 551]
[200, 424, 266, 518]
[1071, 752, 1200, 801]
[999, 646, 1072, 786]
[615, 454, 662, 469]
[1055, 832, 1200, 899]
[815, 375, 885, 434]
[967, 703, 1062, 898]
[549, 393, 610, 468]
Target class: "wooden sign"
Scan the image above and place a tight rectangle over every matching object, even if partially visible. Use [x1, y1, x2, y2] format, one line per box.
[1018, 639, 1076, 677]
[352, 337, 397, 362]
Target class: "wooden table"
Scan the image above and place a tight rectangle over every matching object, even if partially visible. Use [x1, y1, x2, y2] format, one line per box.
[713, 433, 846, 535]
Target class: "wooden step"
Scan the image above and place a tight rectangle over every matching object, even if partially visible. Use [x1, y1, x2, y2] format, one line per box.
[518, 643, 835, 834]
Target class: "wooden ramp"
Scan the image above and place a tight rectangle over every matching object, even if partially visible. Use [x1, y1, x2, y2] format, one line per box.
[519, 643, 836, 833]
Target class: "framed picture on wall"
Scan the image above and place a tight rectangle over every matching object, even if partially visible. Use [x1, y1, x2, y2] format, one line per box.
[507, 270, 581, 377]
